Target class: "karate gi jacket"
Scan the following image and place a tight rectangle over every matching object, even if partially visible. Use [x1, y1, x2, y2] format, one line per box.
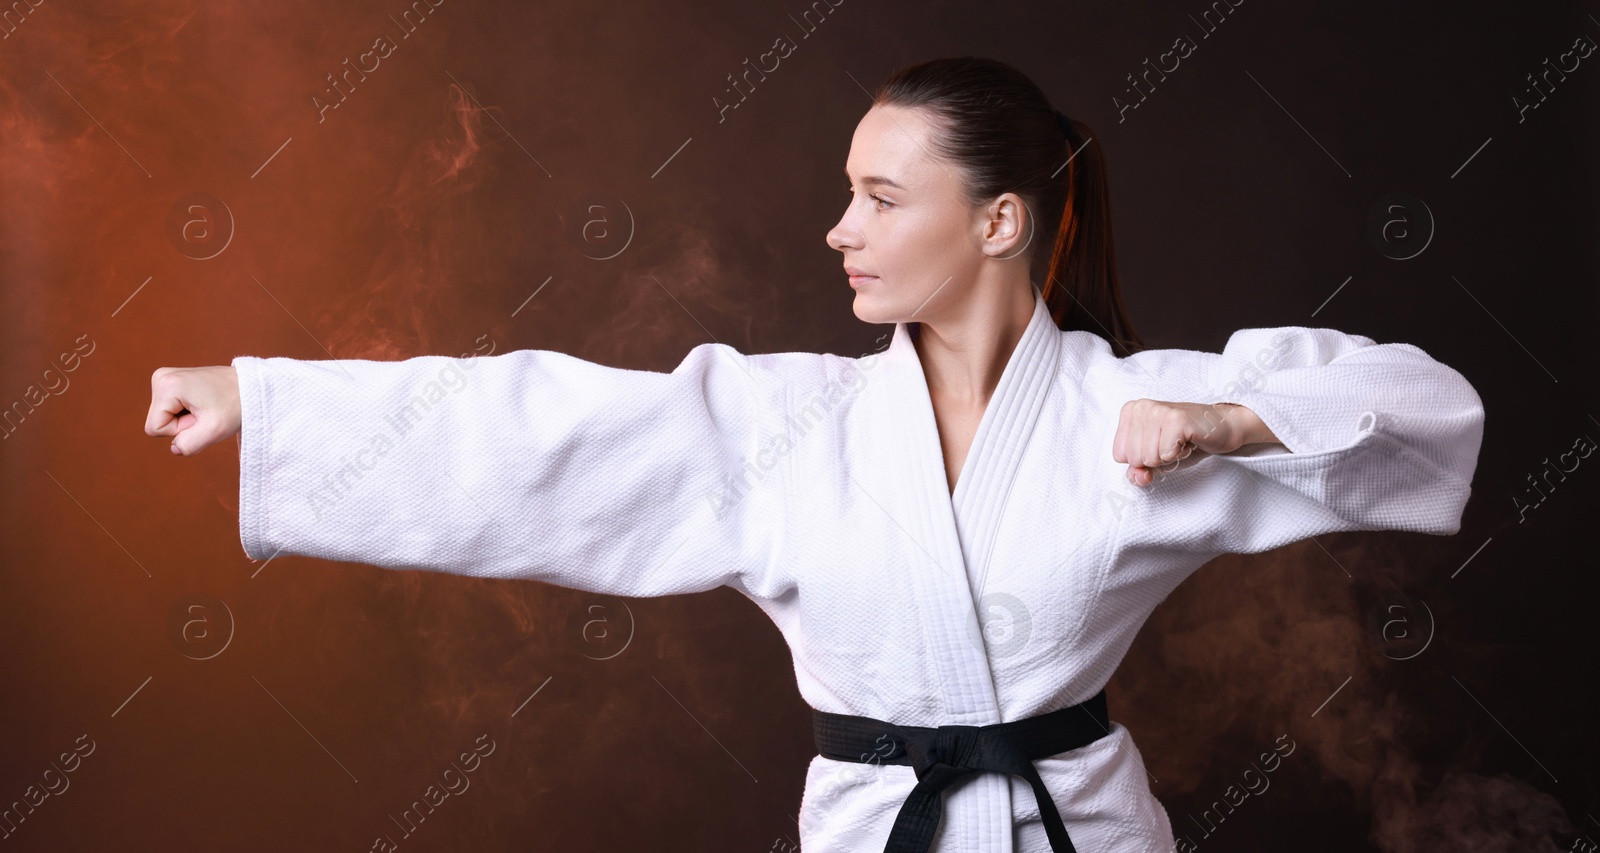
[232, 285, 1485, 852]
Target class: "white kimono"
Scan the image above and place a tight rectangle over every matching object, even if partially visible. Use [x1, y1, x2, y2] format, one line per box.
[232, 285, 1484, 853]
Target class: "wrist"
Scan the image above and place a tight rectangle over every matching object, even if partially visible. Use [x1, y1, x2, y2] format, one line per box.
[1218, 403, 1274, 450]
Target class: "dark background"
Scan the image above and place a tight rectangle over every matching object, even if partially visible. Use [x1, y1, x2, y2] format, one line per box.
[1, 0, 1595, 850]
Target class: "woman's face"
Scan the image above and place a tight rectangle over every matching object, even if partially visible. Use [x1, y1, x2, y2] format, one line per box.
[827, 104, 1027, 326]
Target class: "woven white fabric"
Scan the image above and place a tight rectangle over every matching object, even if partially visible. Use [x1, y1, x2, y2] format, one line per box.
[233, 286, 1484, 852]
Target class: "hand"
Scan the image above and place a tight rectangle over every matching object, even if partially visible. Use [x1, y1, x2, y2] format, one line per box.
[146, 366, 241, 456]
[1112, 399, 1274, 487]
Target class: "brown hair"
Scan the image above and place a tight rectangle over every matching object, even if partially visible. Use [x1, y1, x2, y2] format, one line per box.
[872, 57, 1145, 357]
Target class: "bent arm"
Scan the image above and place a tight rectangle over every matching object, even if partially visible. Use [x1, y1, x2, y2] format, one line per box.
[1116, 326, 1485, 554]
[233, 343, 790, 600]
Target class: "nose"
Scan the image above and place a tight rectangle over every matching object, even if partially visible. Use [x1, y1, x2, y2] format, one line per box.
[826, 210, 860, 254]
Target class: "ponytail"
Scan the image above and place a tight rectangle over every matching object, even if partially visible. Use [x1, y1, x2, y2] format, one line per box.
[1042, 117, 1144, 357]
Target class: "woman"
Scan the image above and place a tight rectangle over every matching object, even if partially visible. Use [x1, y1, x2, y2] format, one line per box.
[145, 58, 1484, 852]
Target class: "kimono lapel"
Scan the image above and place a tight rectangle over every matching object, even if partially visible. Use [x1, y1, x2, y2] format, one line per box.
[950, 288, 1063, 608]
[867, 284, 1061, 853]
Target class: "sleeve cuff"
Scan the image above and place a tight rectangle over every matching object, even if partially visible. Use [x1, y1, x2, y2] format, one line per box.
[232, 355, 269, 561]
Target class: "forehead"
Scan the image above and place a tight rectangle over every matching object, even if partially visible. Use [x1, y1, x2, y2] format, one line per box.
[844, 104, 941, 186]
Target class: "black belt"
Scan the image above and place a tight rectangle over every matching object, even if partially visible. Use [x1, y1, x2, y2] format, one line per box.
[811, 689, 1109, 853]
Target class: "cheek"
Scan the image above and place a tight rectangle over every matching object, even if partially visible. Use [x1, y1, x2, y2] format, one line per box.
[894, 209, 964, 268]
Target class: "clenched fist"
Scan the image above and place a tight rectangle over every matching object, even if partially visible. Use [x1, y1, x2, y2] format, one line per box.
[146, 366, 241, 456]
[1112, 399, 1278, 487]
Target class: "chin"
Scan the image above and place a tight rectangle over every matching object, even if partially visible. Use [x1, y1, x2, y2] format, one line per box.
[849, 288, 908, 326]
[851, 284, 915, 324]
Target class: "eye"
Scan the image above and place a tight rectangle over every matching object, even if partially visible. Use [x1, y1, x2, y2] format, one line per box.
[845, 185, 892, 210]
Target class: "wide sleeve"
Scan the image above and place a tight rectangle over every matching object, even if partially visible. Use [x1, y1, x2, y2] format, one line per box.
[1110, 326, 1485, 556]
[231, 342, 791, 600]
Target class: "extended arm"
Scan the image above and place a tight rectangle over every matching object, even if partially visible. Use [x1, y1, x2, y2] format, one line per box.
[161, 343, 790, 600]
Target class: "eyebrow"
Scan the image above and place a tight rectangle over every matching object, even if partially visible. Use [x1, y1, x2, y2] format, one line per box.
[843, 167, 906, 190]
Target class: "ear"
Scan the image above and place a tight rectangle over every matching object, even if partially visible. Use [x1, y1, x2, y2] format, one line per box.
[980, 192, 1036, 261]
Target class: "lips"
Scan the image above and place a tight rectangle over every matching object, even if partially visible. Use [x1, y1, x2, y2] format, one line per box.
[844, 266, 878, 288]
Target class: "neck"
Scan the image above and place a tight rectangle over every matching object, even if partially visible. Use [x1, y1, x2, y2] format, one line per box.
[911, 282, 1037, 407]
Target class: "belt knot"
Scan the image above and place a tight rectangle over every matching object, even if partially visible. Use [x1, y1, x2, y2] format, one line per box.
[903, 725, 976, 780]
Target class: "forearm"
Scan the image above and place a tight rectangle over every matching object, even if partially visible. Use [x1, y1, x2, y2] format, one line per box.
[1218, 403, 1281, 450]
